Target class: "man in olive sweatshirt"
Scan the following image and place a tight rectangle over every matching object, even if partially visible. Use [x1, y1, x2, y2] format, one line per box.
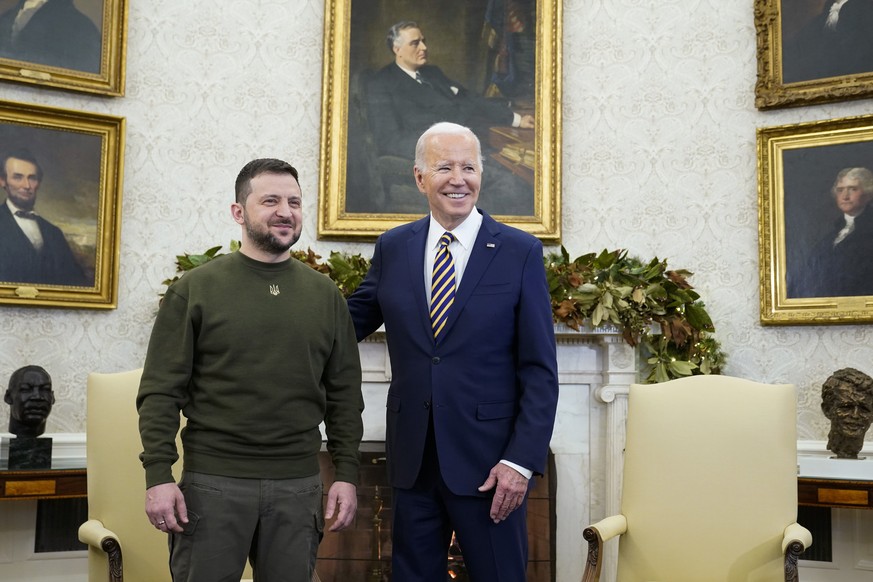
[136, 158, 364, 582]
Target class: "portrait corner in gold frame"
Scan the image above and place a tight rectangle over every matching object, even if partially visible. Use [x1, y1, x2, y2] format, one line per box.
[0, 0, 127, 97]
[755, 0, 873, 110]
[317, 0, 561, 243]
[0, 99, 125, 309]
[757, 114, 873, 325]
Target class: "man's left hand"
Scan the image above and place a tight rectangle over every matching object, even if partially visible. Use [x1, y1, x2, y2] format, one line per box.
[478, 463, 529, 523]
[325, 481, 357, 532]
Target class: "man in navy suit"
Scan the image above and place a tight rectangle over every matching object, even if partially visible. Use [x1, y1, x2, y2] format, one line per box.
[347, 122, 558, 581]
[0, 148, 89, 286]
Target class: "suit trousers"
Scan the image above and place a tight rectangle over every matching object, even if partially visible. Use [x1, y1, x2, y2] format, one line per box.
[391, 418, 529, 582]
[169, 471, 323, 582]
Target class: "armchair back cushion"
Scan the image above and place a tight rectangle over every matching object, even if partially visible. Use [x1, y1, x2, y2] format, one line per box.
[616, 375, 798, 582]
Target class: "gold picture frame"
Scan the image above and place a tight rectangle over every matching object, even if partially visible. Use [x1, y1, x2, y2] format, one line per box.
[318, 0, 561, 242]
[0, 99, 125, 308]
[755, 0, 873, 110]
[758, 114, 873, 324]
[0, 0, 127, 96]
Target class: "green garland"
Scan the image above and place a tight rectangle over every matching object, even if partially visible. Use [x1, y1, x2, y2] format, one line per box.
[162, 244, 726, 383]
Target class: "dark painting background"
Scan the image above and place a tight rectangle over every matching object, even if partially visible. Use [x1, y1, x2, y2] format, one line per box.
[344, 0, 537, 215]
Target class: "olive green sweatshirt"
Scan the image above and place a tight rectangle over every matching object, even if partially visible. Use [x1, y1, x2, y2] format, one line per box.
[137, 251, 364, 488]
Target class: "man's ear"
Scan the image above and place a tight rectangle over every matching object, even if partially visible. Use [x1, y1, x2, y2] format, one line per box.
[230, 202, 245, 225]
[4, 390, 12, 405]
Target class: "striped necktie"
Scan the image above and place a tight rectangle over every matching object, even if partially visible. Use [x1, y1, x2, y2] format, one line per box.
[430, 232, 456, 339]
[415, 71, 432, 88]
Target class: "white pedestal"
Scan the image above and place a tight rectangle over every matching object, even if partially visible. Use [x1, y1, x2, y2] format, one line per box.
[798, 455, 873, 480]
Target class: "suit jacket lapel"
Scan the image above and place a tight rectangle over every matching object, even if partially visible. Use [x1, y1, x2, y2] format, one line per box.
[439, 212, 501, 340]
[405, 217, 434, 340]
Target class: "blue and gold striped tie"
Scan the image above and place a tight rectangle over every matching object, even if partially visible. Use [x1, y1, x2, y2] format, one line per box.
[430, 232, 456, 339]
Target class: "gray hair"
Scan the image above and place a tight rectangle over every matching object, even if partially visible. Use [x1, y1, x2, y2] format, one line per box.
[414, 122, 483, 171]
[386, 21, 419, 53]
[831, 167, 873, 197]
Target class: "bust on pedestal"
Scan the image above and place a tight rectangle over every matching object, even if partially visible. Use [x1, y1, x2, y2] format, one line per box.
[821, 367, 873, 460]
[4, 364, 55, 469]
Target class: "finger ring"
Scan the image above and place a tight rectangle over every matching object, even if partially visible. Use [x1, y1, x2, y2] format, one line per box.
[157, 520, 165, 525]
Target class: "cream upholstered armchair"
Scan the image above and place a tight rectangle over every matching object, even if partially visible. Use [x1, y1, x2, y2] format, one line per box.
[78, 368, 181, 582]
[77, 369, 257, 582]
[582, 375, 812, 582]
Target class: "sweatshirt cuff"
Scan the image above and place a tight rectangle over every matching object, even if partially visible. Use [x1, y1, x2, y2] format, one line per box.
[332, 462, 360, 486]
[144, 464, 175, 489]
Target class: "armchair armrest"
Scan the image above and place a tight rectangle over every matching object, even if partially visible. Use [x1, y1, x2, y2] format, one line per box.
[78, 519, 124, 582]
[782, 522, 812, 582]
[581, 515, 627, 582]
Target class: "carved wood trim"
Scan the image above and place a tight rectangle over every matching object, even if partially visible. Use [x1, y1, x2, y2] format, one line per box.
[100, 537, 123, 582]
[784, 539, 805, 582]
[581, 527, 603, 582]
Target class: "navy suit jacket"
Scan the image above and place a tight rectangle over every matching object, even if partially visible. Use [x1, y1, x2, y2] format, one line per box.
[366, 63, 515, 159]
[347, 211, 559, 496]
[0, 203, 89, 286]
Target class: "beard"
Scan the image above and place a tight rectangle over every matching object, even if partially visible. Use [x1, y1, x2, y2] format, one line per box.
[245, 218, 300, 255]
[6, 189, 36, 211]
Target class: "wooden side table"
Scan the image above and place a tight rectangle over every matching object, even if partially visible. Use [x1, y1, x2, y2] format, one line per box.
[798, 477, 873, 510]
[0, 468, 86, 501]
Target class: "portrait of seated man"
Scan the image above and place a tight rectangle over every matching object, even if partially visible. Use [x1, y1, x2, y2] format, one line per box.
[0, 148, 91, 287]
[5, 364, 55, 438]
[349, 19, 536, 217]
[821, 367, 873, 459]
[0, 0, 102, 73]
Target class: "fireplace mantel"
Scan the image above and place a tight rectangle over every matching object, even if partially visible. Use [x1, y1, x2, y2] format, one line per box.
[356, 324, 639, 582]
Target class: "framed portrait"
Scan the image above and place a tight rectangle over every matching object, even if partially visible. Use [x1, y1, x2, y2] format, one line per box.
[758, 114, 873, 324]
[318, 0, 561, 241]
[0, 0, 127, 96]
[0, 99, 125, 309]
[755, 0, 873, 110]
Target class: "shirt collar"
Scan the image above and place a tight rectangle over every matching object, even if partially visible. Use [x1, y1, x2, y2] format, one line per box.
[427, 208, 482, 250]
[20, 0, 49, 12]
[5, 198, 29, 215]
[395, 62, 419, 80]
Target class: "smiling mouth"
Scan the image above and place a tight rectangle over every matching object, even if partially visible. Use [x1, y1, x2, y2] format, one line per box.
[444, 193, 467, 199]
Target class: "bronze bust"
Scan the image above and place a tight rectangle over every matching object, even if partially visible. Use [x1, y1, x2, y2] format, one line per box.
[5, 365, 55, 438]
[821, 368, 873, 459]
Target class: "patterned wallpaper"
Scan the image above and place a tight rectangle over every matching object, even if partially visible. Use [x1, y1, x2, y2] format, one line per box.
[1, 0, 871, 445]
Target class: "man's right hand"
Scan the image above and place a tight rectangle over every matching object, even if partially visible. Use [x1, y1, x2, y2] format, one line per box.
[145, 482, 188, 533]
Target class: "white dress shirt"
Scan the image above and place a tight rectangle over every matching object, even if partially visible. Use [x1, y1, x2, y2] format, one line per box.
[7, 199, 43, 250]
[833, 214, 855, 247]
